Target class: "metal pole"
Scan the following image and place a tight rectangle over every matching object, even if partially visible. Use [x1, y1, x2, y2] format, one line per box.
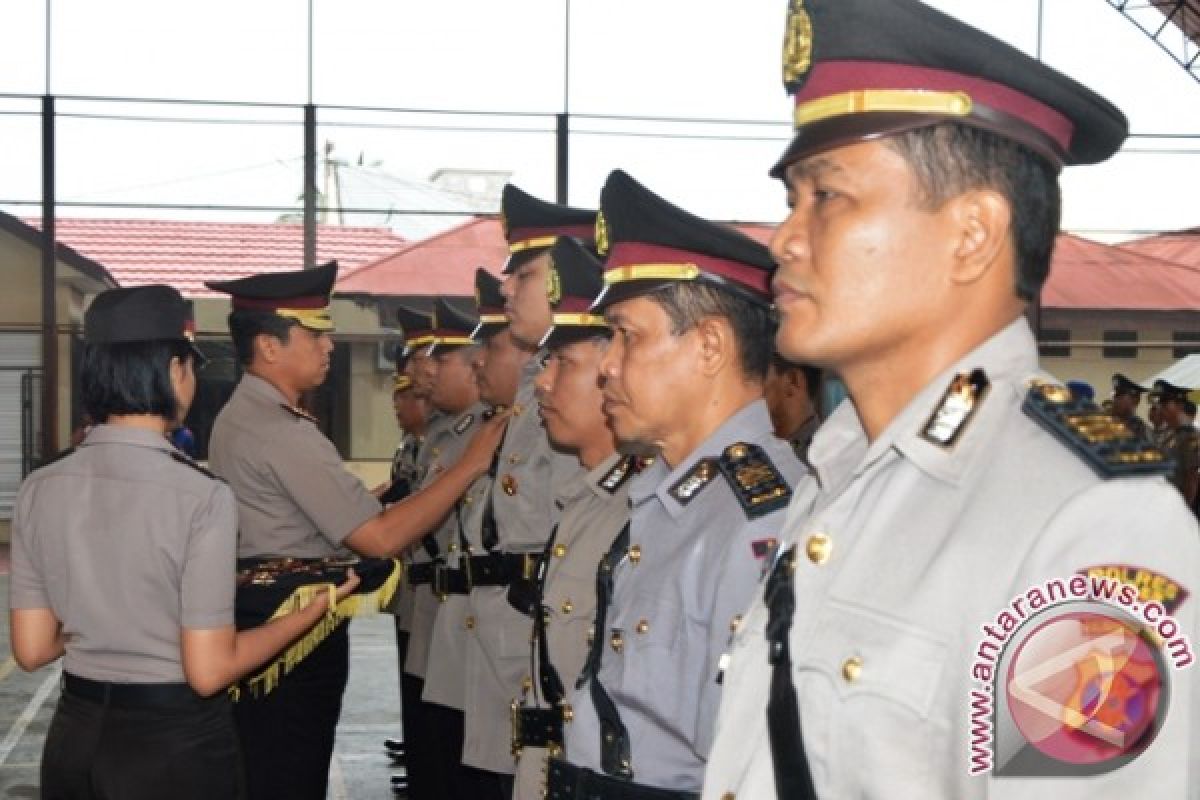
[41, 94, 59, 458]
[304, 103, 317, 268]
[556, 113, 569, 204]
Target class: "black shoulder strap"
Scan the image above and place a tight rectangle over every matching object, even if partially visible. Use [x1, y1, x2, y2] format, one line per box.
[169, 450, 220, 481]
[531, 525, 567, 706]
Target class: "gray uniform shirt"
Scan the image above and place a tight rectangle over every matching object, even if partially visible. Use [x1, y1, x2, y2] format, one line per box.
[563, 400, 806, 792]
[703, 318, 1200, 799]
[404, 405, 483, 680]
[384, 430, 424, 630]
[10, 425, 237, 683]
[513, 452, 638, 800]
[209, 373, 380, 558]
[422, 406, 493, 710]
[463, 358, 586, 773]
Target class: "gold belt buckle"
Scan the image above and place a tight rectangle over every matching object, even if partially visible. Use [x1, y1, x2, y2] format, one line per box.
[509, 698, 523, 757]
[433, 564, 448, 601]
[521, 553, 538, 581]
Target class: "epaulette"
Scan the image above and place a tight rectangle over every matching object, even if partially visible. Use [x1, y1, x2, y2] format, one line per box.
[453, 412, 475, 435]
[279, 403, 318, 424]
[170, 450, 221, 481]
[716, 442, 792, 519]
[1023, 381, 1173, 478]
[598, 454, 646, 494]
[669, 458, 718, 505]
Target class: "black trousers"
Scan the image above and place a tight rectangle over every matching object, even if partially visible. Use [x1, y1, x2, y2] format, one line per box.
[401, 673, 431, 799]
[234, 621, 350, 800]
[41, 687, 244, 800]
[422, 700, 512, 800]
[393, 620, 409, 741]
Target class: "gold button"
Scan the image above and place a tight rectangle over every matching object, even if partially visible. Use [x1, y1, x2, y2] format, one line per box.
[502, 474, 518, 495]
[512, 403, 524, 416]
[721, 794, 736, 800]
[729, 614, 743, 633]
[627, 544, 642, 565]
[842, 656, 863, 683]
[586, 626, 595, 645]
[448, 542, 459, 553]
[462, 495, 473, 506]
[464, 616, 476, 630]
[635, 619, 649, 635]
[522, 676, 533, 691]
[610, 631, 624, 653]
[561, 599, 574, 614]
[806, 533, 833, 565]
[561, 703, 574, 722]
[553, 543, 568, 558]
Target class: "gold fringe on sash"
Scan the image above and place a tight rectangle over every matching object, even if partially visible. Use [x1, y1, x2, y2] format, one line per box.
[230, 559, 403, 701]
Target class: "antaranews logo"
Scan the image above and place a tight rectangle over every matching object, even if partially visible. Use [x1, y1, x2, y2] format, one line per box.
[967, 573, 1191, 777]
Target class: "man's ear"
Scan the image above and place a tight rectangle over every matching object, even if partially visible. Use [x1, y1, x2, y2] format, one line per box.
[255, 333, 282, 364]
[695, 316, 734, 378]
[948, 188, 1011, 286]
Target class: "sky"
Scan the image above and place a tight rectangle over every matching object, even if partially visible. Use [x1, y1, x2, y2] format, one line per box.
[1, 0, 1199, 240]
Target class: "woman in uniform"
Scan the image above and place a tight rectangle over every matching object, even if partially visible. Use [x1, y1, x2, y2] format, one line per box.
[9, 285, 358, 800]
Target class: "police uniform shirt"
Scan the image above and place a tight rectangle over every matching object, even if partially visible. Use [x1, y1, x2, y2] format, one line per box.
[209, 373, 381, 558]
[1122, 413, 1150, 444]
[563, 400, 806, 792]
[383, 430, 424, 630]
[393, 411, 448, 635]
[421, 406, 493, 711]
[1163, 422, 1200, 499]
[462, 357, 587, 774]
[404, 405, 483, 681]
[512, 452, 638, 800]
[702, 318, 1200, 799]
[10, 426, 237, 683]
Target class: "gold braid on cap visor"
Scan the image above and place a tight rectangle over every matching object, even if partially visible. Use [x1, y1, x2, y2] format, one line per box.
[602, 264, 701, 284]
[794, 89, 973, 127]
[276, 307, 335, 332]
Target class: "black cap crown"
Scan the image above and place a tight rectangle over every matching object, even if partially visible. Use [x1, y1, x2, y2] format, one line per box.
[501, 184, 596, 274]
[591, 170, 775, 311]
[540, 237, 609, 350]
[428, 298, 479, 355]
[772, 0, 1127, 176]
[205, 260, 339, 332]
[1150, 379, 1191, 404]
[394, 305, 434, 369]
[85, 285, 205, 365]
[1111, 373, 1147, 397]
[471, 268, 509, 340]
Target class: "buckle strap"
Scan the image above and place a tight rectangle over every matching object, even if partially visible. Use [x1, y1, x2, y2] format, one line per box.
[545, 759, 698, 800]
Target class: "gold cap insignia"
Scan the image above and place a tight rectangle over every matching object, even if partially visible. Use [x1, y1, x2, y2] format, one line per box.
[546, 258, 563, 306]
[782, 0, 814, 90]
[595, 211, 610, 257]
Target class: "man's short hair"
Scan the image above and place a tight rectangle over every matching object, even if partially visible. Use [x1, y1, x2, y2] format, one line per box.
[81, 339, 196, 423]
[886, 122, 1061, 302]
[771, 354, 822, 408]
[228, 309, 298, 367]
[645, 282, 775, 381]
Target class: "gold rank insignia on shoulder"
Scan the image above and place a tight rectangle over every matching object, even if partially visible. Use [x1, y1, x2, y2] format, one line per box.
[454, 413, 475, 435]
[1024, 380, 1173, 478]
[717, 442, 792, 519]
[921, 368, 989, 448]
[782, 0, 813, 88]
[669, 458, 718, 505]
[598, 454, 639, 494]
[279, 403, 318, 424]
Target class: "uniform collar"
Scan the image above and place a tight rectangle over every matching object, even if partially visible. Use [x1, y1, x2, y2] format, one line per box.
[631, 399, 775, 519]
[240, 372, 291, 407]
[584, 451, 625, 500]
[78, 423, 176, 454]
[808, 317, 1038, 490]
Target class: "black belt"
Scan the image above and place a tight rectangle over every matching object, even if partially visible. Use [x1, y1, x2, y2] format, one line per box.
[62, 673, 211, 711]
[465, 551, 540, 587]
[511, 706, 563, 752]
[546, 760, 697, 800]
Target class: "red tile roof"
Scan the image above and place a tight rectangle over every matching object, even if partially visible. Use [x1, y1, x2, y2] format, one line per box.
[337, 217, 778, 297]
[23, 218, 406, 297]
[1043, 233, 1200, 311]
[1118, 229, 1200, 268]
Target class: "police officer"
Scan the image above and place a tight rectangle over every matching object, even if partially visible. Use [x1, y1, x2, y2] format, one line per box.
[9, 286, 356, 799]
[206, 264, 505, 799]
[1111, 373, 1150, 442]
[703, 2, 1199, 797]
[461, 186, 595, 793]
[763, 355, 822, 461]
[511, 236, 641, 800]
[1155, 380, 1200, 509]
[546, 170, 806, 799]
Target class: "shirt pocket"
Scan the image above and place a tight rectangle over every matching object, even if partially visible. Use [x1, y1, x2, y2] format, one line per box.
[793, 600, 949, 796]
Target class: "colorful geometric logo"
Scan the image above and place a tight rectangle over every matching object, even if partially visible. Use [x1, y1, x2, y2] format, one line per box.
[993, 602, 1169, 776]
